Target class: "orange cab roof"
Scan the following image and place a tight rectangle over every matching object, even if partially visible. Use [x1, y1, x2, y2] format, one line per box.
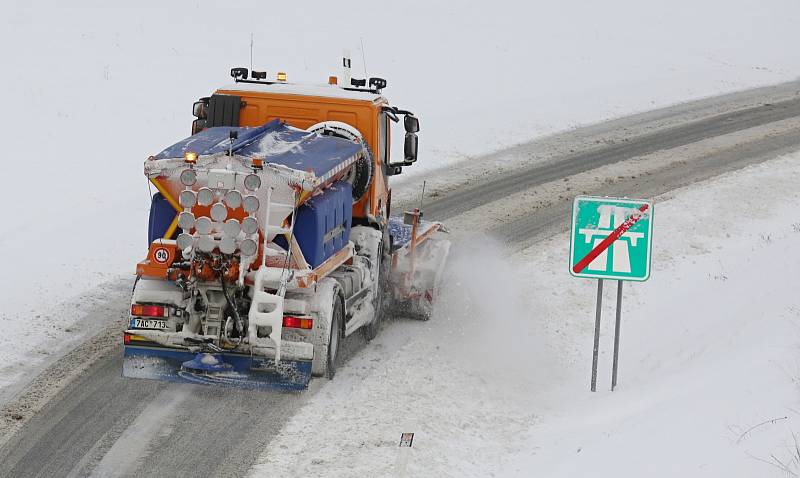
[217, 82, 385, 103]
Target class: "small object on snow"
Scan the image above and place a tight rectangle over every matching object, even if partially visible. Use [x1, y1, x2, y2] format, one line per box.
[399, 433, 414, 447]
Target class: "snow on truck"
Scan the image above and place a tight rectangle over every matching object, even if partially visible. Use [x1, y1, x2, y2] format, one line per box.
[122, 61, 450, 390]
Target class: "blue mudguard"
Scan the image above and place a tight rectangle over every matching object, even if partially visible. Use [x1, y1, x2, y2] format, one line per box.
[122, 345, 312, 392]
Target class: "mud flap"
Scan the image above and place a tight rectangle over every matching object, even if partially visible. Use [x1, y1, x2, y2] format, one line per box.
[122, 345, 312, 392]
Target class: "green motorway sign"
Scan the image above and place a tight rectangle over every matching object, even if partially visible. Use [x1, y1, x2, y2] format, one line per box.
[569, 196, 654, 281]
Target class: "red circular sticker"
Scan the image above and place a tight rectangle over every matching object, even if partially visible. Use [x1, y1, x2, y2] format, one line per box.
[153, 247, 170, 264]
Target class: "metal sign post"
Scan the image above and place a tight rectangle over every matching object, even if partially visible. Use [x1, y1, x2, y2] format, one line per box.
[591, 279, 603, 392]
[612, 280, 623, 391]
[570, 196, 653, 392]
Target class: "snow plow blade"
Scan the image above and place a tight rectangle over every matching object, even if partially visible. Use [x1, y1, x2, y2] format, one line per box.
[122, 345, 312, 392]
[387, 213, 451, 318]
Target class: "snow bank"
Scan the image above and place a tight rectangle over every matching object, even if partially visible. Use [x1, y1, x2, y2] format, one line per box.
[505, 154, 800, 477]
[249, 153, 800, 477]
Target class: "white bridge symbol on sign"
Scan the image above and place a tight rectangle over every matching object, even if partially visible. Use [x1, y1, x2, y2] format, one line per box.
[578, 205, 644, 273]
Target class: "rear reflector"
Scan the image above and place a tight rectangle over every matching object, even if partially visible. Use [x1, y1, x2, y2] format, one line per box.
[131, 304, 167, 318]
[283, 316, 313, 329]
[124, 333, 148, 345]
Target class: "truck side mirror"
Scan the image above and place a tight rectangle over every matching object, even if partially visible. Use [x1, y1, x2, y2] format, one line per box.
[404, 133, 418, 163]
[192, 101, 207, 119]
[192, 119, 207, 135]
[404, 115, 419, 134]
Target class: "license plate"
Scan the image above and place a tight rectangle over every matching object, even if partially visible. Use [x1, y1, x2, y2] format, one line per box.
[131, 319, 168, 330]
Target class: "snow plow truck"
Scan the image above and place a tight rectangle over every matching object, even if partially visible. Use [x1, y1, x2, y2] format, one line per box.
[122, 61, 450, 391]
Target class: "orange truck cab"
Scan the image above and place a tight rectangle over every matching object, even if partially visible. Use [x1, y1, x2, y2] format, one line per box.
[190, 67, 421, 229]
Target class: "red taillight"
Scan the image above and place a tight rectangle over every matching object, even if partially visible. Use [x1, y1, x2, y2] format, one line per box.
[131, 304, 166, 317]
[124, 333, 131, 345]
[283, 316, 313, 329]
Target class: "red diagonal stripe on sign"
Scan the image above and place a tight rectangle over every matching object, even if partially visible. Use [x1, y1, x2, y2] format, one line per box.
[572, 203, 649, 274]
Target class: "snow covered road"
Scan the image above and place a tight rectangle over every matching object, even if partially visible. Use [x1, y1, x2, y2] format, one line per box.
[420, 95, 800, 221]
[1, 83, 800, 477]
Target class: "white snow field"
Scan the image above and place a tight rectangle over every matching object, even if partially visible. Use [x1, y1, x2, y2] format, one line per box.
[1, 0, 800, 413]
[249, 154, 800, 477]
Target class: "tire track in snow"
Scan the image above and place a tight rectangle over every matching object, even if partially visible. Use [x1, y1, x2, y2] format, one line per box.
[87, 388, 190, 477]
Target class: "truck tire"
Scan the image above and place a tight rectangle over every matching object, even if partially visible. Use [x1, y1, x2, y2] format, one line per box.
[362, 236, 387, 341]
[326, 296, 344, 379]
[311, 279, 344, 378]
[307, 121, 372, 202]
[348, 153, 373, 202]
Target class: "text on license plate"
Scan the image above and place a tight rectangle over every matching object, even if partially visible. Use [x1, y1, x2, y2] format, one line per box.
[131, 319, 168, 330]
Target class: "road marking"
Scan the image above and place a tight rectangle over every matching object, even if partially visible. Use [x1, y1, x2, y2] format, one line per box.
[88, 388, 189, 478]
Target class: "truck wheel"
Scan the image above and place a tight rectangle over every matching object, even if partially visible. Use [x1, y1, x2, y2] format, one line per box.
[362, 238, 387, 342]
[311, 280, 342, 377]
[307, 121, 372, 203]
[348, 152, 373, 202]
[326, 295, 344, 379]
